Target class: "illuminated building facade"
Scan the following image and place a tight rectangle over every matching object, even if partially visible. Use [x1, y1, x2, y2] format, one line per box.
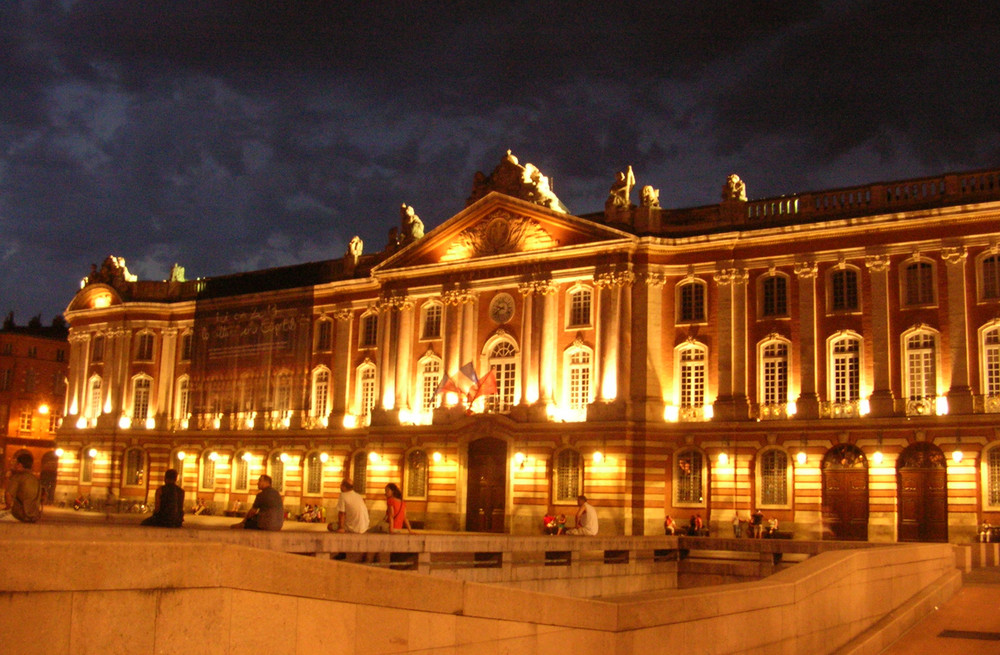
[0, 316, 68, 500]
[57, 153, 1000, 541]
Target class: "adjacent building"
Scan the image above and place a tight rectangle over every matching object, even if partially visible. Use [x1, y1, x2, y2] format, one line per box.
[56, 152, 1000, 541]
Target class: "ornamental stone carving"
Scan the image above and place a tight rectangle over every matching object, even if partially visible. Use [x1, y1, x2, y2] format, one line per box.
[713, 268, 749, 286]
[466, 150, 567, 212]
[722, 174, 747, 201]
[640, 184, 661, 208]
[400, 204, 424, 242]
[442, 210, 558, 261]
[594, 269, 635, 288]
[941, 246, 968, 265]
[865, 254, 890, 273]
[794, 261, 818, 279]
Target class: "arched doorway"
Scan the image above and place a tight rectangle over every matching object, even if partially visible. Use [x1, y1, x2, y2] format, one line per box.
[465, 437, 507, 533]
[897, 442, 948, 542]
[822, 444, 869, 541]
[40, 451, 59, 504]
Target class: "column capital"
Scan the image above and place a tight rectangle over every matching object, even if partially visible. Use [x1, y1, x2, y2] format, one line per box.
[594, 269, 635, 289]
[442, 288, 474, 305]
[794, 261, 818, 279]
[637, 271, 667, 287]
[334, 308, 354, 322]
[865, 254, 891, 273]
[941, 246, 968, 265]
[713, 267, 748, 286]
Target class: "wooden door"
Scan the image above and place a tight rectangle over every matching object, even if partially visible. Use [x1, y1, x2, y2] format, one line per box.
[822, 444, 869, 541]
[898, 446, 948, 542]
[466, 437, 507, 533]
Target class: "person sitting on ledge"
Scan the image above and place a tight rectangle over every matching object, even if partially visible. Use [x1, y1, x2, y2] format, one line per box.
[141, 468, 184, 528]
[543, 512, 557, 535]
[664, 515, 677, 535]
[232, 475, 284, 531]
[980, 520, 993, 543]
[565, 495, 599, 536]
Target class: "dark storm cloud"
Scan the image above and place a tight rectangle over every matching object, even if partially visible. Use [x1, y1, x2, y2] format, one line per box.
[0, 1, 996, 321]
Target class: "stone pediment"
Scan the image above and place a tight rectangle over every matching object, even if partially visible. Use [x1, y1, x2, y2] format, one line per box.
[374, 193, 635, 274]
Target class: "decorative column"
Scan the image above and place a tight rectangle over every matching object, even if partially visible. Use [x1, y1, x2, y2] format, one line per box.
[377, 296, 398, 411]
[459, 291, 478, 372]
[594, 271, 622, 402]
[65, 332, 91, 420]
[441, 289, 464, 406]
[794, 261, 820, 419]
[536, 280, 558, 404]
[865, 254, 895, 417]
[517, 282, 536, 406]
[157, 327, 178, 426]
[712, 267, 750, 421]
[629, 272, 665, 421]
[331, 308, 354, 421]
[942, 246, 974, 414]
[394, 297, 415, 413]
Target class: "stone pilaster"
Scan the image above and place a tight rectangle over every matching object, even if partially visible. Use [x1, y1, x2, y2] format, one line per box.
[395, 297, 415, 413]
[865, 254, 895, 417]
[535, 280, 558, 404]
[157, 327, 178, 426]
[629, 272, 666, 421]
[942, 246, 974, 414]
[712, 267, 751, 421]
[331, 308, 354, 421]
[517, 282, 536, 406]
[794, 261, 820, 419]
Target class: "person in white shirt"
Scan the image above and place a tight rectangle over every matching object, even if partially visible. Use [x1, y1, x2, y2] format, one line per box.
[566, 495, 599, 536]
[328, 479, 369, 533]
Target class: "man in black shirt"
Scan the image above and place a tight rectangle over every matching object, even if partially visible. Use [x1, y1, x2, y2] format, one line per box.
[141, 468, 185, 528]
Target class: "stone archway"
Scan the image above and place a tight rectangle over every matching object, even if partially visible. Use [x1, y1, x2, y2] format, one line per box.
[465, 437, 507, 533]
[897, 442, 948, 543]
[822, 444, 869, 541]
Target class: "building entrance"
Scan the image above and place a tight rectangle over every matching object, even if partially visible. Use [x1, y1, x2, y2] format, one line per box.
[465, 437, 507, 533]
[822, 444, 869, 541]
[897, 442, 948, 542]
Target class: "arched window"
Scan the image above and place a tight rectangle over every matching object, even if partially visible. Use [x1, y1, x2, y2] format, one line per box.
[123, 448, 145, 486]
[983, 444, 1000, 508]
[675, 449, 704, 505]
[405, 450, 428, 498]
[554, 449, 582, 502]
[304, 451, 324, 496]
[759, 338, 789, 409]
[352, 451, 368, 494]
[201, 451, 217, 490]
[421, 302, 442, 339]
[758, 449, 789, 507]
[564, 345, 593, 418]
[175, 377, 190, 420]
[760, 274, 788, 318]
[829, 267, 860, 312]
[311, 368, 330, 419]
[232, 451, 251, 492]
[418, 356, 442, 414]
[135, 332, 154, 361]
[87, 376, 103, 419]
[677, 342, 707, 418]
[360, 312, 378, 348]
[677, 279, 707, 323]
[566, 286, 593, 328]
[981, 253, 1000, 300]
[903, 329, 938, 414]
[269, 452, 285, 493]
[903, 259, 935, 306]
[829, 334, 861, 405]
[80, 447, 95, 483]
[314, 318, 333, 351]
[356, 362, 377, 424]
[486, 340, 518, 413]
[982, 324, 1000, 407]
[131, 376, 152, 421]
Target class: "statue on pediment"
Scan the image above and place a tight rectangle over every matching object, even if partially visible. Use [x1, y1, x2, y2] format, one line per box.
[640, 185, 660, 208]
[467, 150, 568, 213]
[344, 235, 363, 275]
[723, 174, 747, 201]
[170, 263, 186, 282]
[83, 255, 138, 289]
[400, 203, 424, 242]
[606, 166, 635, 211]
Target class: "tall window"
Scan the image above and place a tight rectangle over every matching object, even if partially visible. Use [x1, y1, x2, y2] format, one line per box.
[19, 409, 32, 433]
[315, 320, 332, 351]
[567, 287, 592, 327]
[233, 452, 250, 492]
[987, 447, 1000, 507]
[904, 331, 937, 402]
[486, 340, 518, 413]
[830, 335, 861, 403]
[678, 280, 706, 322]
[0, 369, 11, 391]
[88, 376, 103, 418]
[124, 448, 145, 486]
[352, 452, 368, 494]
[830, 268, 859, 311]
[983, 254, 1000, 300]
[419, 357, 441, 413]
[23, 369, 35, 393]
[176, 377, 190, 419]
[132, 377, 151, 421]
[760, 449, 788, 506]
[81, 448, 95, 483]
[985, 326, 1000, 399]
[92, 336, 105, 362]
[305, 452, 323, 495]
[566, 347, 592, 412]
[274, 374, 291, 414]
[180, 332, 193, 361]
[360, 313, 378, 348]
[422, 303, 442, 339]
[761, 275, 788, 317]
[135, 332, 154, 361]
[405, 450, 428, 498]
[312, 369, 330, 418]
[760, 340, 788, 406]
[679, 344, 706, 409]
[201, 452, 216, 489]
[555, 449, 582, 502]
[358, 364, 376, 423]
[269, 453, 285, 493]
[675, 450, 703, 504]
[904, 261, 935, 306]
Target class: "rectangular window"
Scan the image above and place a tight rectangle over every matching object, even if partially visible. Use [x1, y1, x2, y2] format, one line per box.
[92, 336, 104, 362]
[832, 339, 860, 403]
[422, 304, 442, 339]
[568, 289, 592, 327]
[313, 372, 330, 418]
[831, 270, 859, 311]
[0, 369, 12, 391]
[906, 334, 936, 400]
[762, 276, 787, 317]
[181, 333, 193, 361]
[360, 315, 378, 348]
[568, 351, 591, 410]
[19, 409, 33, 433]
[762, 343, 788, 405]
[306, 454, 323, 495]
[986, 330, 1000, 397]
[989, 449, 1000, 506]
[132, 378, 151, 421]
[761, 451, 788, 505]
[905, 262, 934, 305]
[360, 369, 376, 420]
[315, 321, 332, 351]
[48, 413, 59, 433]
[233, 456, 249, 492]
[555, 450, 581, 501]
[81, 452, 94, 484]
[984, 255, 1000, 300]
[676, 452, 702, 504]
[23, 369, 36, 393]
[125, 450, 144, 486]
[136, 333, 154, 361]
[680, 283, 705, 322]
[680, 349, 706, 408]
[420, 361, 441, 412]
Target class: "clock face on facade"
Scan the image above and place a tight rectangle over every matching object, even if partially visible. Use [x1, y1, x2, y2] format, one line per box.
[489, 292, 515, 324]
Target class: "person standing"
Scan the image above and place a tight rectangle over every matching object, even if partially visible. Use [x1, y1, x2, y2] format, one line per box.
[751, 508, 765, 538]
[329, 479, 369, 533]
[2, 452, 42, 523]
[732, 512, 743, 538]
[566, 495, 599, 535]
[141, 468, 185, 527]
[237, 475, 284, 531]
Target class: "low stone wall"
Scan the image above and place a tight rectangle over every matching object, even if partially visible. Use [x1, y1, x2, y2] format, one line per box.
[0, 529, 958, 655]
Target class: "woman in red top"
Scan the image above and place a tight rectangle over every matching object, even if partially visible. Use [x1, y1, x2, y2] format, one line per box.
[383, 483, 413, 534]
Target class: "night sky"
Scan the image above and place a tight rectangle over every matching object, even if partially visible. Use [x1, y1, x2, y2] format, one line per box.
[3, 1, 999, 323]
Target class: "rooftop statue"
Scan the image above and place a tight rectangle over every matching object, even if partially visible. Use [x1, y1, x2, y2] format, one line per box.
[466, 150, 568, 213]
[640, 184, 660, 209]
[606, 166, 635, 211]
[344, 235, 363, 275]
[82, 255, 138, 289]
[723, 174, 748, 201]
[169, 263, 186, 283]
[400, 203, 425, 242]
